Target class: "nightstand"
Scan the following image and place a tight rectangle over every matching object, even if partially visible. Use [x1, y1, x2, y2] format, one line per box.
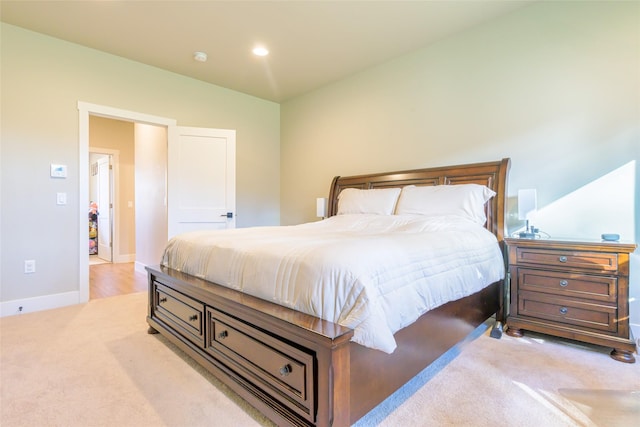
[504, 237, 637, 363]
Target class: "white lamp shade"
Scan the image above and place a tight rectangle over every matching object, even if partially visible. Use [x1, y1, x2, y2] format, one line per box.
[316, 197, 328, 218]
[518, 189, 537, 220]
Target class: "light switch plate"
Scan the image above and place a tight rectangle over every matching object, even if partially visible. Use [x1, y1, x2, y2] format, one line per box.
[24, 260, 35, 274]
[57, 192, 67, 205]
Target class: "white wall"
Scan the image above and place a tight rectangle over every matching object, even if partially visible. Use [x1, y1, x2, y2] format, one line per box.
[134, 123, 168, 271]
[0, 23, 280, 313]
[280, 2, 640, 339]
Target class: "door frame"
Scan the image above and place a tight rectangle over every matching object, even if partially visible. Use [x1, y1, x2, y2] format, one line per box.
[89, 149, 119, 262]
[78, 101, 176, 303]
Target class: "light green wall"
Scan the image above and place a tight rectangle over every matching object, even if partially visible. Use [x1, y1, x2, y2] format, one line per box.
[0, 23, 280, 304]
[281, 1, 639, 233]
[280, 2, 639, 333]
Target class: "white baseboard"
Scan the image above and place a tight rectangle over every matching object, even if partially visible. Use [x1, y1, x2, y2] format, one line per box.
[115, 253, 136, 263]
[134, 261, 148, 275]
[0, 291, 80, 317]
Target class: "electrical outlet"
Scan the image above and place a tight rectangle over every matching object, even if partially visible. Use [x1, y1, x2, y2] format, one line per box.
[24, 260, 36, 274]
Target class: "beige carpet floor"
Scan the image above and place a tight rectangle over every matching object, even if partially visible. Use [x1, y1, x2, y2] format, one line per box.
[1, 291, 639, 427]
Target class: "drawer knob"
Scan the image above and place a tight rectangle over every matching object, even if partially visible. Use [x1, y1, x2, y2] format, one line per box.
[560, 280, 568, 287]
[559, 307, 568, 315]
[189, 315, 198, 322]
[159, 297, 167, 303]
[279, 364, 292, 377]
[558, 256, 568, 263]
[217, 330, 228, 340]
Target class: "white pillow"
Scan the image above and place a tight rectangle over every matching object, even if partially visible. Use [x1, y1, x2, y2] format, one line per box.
[337, 187, 401, 215]
[395, 184, 496, 224]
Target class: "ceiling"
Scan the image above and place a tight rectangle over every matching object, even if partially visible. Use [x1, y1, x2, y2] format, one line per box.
[1, 1, 534, 103]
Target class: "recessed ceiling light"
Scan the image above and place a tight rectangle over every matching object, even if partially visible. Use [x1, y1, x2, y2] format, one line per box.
[193, 51, 208, 62]
[252, 47, 269, 57]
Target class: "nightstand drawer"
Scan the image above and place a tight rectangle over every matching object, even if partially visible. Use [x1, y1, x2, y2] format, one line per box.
[505, 238, 637, 362]
[515, 248, 618, 272]
[517, 268, 617, 303]
[518, 291, 617, 333]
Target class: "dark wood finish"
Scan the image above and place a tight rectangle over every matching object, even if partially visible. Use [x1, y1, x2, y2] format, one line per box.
[348, 281, 500, 421]
[147, 158, 511, 426]
[505, 237, 637, 363]
[154, 283, 205, 346]
[327, 158, 510, 242]
[148, 267, 353, 427]
[207, 307, 317, 422]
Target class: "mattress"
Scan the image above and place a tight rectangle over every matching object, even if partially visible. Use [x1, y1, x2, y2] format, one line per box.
[161, 214, 505, 353]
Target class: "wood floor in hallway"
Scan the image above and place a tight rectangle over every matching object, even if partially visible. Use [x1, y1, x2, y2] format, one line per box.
[90, 262, 148, 299]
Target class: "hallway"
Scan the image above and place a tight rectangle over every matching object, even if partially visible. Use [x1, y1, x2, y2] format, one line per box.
[90, 262, 147, 299]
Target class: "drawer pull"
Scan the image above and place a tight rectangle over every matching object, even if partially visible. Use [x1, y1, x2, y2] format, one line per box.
[159, 297, 167, 303]
[559, 307, 568, 315]
[189, 315, 198, 322]
[559, 280, 568, 287]
[559, 256, 568, 263]
[217, 330, 228, 340]
[279, 364, 292, 377]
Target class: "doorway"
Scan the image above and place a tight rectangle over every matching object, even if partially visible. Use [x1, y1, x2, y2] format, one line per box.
[88, 114, 134, 271]
[89, 151, 114, 265]
[78, 102, 236, 303]
[87, 120, 169, 299]
[95, 154, 112, 262]
[80, 104, 175, 302]
[87, 117, 168, 298]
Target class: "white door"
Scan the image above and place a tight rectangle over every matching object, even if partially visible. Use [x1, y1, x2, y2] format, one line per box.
[167, 126, 236, 238]
[96, 156, 113, 261]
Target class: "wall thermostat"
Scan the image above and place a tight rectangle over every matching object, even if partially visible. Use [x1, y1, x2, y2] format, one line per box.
[50, 164, 68, 178]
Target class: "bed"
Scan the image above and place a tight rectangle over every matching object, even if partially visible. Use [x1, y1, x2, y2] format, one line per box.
[147, 158, 511, 427]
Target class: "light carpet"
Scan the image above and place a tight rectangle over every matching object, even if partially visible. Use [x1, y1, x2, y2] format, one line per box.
[1, 291, 638, 426]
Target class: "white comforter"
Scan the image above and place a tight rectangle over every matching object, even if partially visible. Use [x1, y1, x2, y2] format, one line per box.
[161, 214, 505, 353]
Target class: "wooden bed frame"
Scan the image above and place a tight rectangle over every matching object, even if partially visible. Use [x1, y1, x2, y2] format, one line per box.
[147, 158, 511, 427]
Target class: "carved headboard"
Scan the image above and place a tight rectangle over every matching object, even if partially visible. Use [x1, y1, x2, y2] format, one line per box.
[327, 158, 511, 242]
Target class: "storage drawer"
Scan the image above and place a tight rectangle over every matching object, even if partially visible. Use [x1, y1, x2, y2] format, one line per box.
[515, 248, 618, 272]
[517, 268, 617, 303]
[206, 307, 315, 423]
[518, 291, 617, 333]
[153, 282, 205, 346]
